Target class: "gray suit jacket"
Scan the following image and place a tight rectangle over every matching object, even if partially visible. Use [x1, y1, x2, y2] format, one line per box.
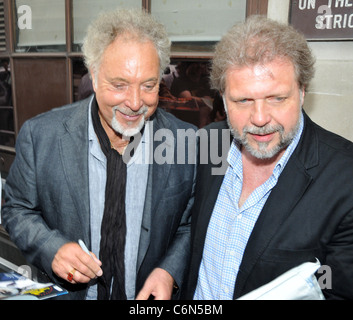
[2, 96, 197, 299]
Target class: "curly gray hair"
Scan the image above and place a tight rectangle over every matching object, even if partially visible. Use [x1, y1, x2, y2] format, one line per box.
[82, 8, 171, 78]
[211, 15, 316, 92]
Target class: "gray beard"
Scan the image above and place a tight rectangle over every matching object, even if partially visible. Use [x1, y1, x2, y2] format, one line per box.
[228, 118, 300, 159]
[111, 105, 148, 137]
[223, 96, 301, 160]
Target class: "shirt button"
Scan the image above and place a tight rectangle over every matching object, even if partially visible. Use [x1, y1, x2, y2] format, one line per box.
[238, 214, 242, 219]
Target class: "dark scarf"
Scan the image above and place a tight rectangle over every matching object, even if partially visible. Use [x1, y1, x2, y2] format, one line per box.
[91, 97, 127, 300]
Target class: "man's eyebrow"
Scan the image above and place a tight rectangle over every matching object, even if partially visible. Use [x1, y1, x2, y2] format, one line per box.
[109, 77, 128, 83]
[142, 77, 159, 83]
[108, 77, 159, 83]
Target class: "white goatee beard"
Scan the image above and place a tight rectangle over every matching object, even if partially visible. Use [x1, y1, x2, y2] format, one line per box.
[111, 105, 148, 137]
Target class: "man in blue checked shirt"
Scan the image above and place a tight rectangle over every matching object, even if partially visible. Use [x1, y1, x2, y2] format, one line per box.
[183, 16, 353, 300]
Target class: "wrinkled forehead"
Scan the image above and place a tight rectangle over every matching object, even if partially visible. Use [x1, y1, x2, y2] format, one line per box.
[225, 57, 299, 87]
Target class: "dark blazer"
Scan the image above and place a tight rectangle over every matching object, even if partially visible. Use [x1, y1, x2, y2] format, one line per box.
[184, 112, 353, 300]
[2, 96, 197, 299]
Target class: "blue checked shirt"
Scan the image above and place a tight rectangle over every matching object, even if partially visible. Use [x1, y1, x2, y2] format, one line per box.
[194, 113, 304, 300]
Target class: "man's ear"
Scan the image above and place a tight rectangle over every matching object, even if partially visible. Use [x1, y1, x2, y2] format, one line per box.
[300, 87, 305, 107]
[90, 69, 97, 91]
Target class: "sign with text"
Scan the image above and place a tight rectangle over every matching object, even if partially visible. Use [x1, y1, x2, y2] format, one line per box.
[290, 0, 353, 40]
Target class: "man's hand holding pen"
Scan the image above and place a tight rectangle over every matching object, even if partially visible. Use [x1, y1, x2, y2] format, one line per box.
[52, 241, 103, 284]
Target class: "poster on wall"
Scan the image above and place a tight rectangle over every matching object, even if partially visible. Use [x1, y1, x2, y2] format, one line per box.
[290, 0, 353, 40]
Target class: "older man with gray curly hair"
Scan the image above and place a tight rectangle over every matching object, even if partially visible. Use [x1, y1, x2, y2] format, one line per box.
[3, 8, 197, 300]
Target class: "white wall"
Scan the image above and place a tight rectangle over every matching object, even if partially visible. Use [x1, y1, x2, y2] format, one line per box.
[268, 0, 353, 142]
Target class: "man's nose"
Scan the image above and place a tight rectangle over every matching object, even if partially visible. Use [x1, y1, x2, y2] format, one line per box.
[125, 87, 143, 112]
[250, 100, 271, 127]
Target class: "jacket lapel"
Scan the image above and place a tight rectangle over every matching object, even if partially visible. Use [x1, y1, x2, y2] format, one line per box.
[59, 99, 91, 242]
[190, 172, 225, 265]
[233, 112, 319, 298]
[136, 110, 172, 271]
[150, 115, 173, 216]
[233, 161, 313, 298]
[195, 123, 231, 246]
[186, 123, 231, 297]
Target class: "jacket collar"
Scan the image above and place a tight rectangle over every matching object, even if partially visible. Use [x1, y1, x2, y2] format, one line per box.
[135, 108, 175, 271]
[294, 111, 320, 170]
